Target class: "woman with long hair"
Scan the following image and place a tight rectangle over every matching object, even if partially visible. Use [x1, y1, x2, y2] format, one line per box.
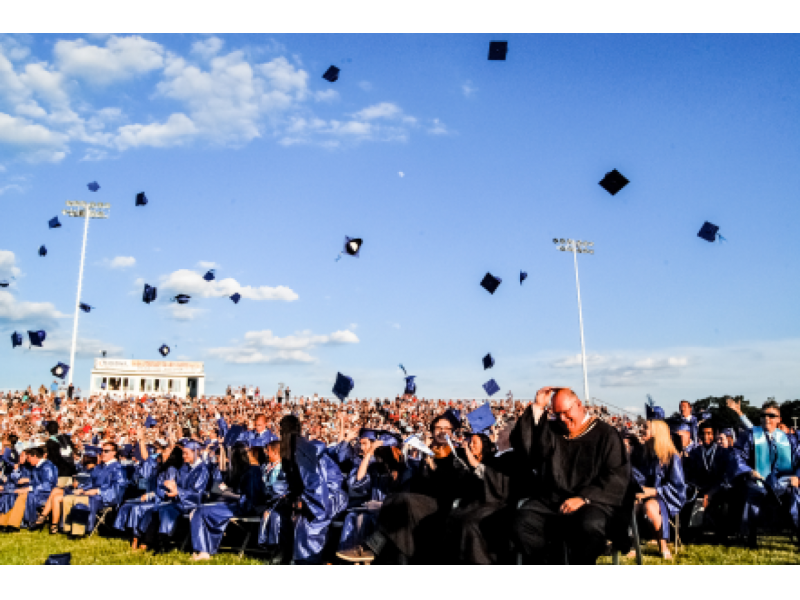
[631, 419, 687, 560]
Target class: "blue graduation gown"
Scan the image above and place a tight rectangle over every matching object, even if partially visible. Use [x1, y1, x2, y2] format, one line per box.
[237, 428, 277, 447]
[22, 460, 59, 527]
[730, 427, 800, 534]
[632, 452, 687, 540]
[140, 461, 210, 536]
[190, 465, 269, 555]
[0, 465, 31, 515]
[66, 461, 127, 532]
[113, 466, 178, 535]
[684, 443, 731, 494]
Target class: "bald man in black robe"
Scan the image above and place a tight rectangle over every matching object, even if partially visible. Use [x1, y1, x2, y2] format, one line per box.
[510, 387, 630, 564]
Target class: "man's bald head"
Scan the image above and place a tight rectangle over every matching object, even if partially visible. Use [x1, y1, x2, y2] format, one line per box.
[551, 388, 587, 436]
[552, 389, 580, 412]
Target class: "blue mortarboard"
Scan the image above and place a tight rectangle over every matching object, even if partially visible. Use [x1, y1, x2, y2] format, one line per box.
[230, 293, 241, 304]
[343, 236, 362, 257]
[358, 428, 377, 441]
[698, 221, 721, 243]
[599, 169, 629, 196]
[403, 376, 416, 396]
[698, 411, 712, 421]
[520, 271, 527, 284]
[322, 65, 340, 82]
[39, 245, 47, 257]
[483, 379, 501, 397]
[182, 440, 202, 451]
[120, 444, 134, 459]
[482, 353, 495, 370]
[171, 294, 191, 304]
[49, 217, 61, 229]
[28, 330, 46, 347]
[224, 425, 245, 447]
[143, 284, 157, 304]
[203, 270, 215, 282]
[144, 415, 157, 428]
[44, 553, 71, 565]
[376, 431, 400, 447]
[645, 395, 665, 420]
[159, 344, 170, 357]
[673, 422, 691, 433]
[83, 445, 101, 457]
[11, 331, 23, 348]
[332, 372, 354, 401]
[87, 181, 100, 192]
[51, 362, 69, 379]
[488, 41, 508, 60]
[79, 303, 93, 313]
[721, 428, 735, 439]
[467, 403, 497, 433]
[480, 273, 502, 295]
[2, 447, 19, 465]
[135, 192, 148, 206]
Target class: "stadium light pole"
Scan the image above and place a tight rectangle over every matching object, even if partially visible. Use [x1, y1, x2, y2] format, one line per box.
[553, 237, 595, 405]
[62, 200, 111, 386]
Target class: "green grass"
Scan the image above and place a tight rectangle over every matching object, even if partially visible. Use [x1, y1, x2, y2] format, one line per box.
[598, 536, 800, 565]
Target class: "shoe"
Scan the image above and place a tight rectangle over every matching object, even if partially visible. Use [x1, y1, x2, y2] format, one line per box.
[336, 546, 375, 563]
[30, 515, 49, 530]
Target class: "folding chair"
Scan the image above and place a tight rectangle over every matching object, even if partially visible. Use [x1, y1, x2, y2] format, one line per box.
[219, 517, 271, 558]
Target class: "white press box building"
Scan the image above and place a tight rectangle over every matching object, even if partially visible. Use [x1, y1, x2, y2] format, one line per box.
[89, 358, 205, 399]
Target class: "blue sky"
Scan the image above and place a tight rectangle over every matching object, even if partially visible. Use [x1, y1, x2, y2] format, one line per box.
[1, 33, 798, 412]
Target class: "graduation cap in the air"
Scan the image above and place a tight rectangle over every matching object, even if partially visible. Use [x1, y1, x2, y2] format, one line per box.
[143, 284, 157, 304]
[230, 293, 241, 304]
[11, 331, 23, 348]
[144, 415, 157, 428]
[343, 237, 363, 257]
[488, 41, 508, 60]
[483, 379, 501, 397]
[49, 217, 61, 229]
[480, 273, 502, 295]
[599, 169, 629, 196]
[135, 192, 148, 206]
[159, 344, 170, 357]
[79, 303, 93, 313]
[39, 245, 47, 257]
[0, 280, 10, 287]
[51, 362, 70, 380]
[482, 353, 495, 370]
[697, 221, 725, 243]
[203, 270, 216, 282]
[322, 65, 340, 82]
[171, 294, 191, 304]
[44, 553, 71, 565]
[332, 372, 355, 401]
[403, 376, 417, 396]
[28, 330, 46, 347]
[399, 364, 407, 376]
[404, 434, 434, 457]
[87, 181, 100, 192]
[467, 403, 497, 434]
[520, 271, 527, 285]
[645, 394, 665, 420]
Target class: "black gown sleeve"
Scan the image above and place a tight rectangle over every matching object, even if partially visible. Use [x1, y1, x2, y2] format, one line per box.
[509, 405, 553, 471]
[574, 426, 630, 508]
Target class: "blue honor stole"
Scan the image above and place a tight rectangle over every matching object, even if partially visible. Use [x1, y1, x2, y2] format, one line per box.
[753, 426, 792, 478]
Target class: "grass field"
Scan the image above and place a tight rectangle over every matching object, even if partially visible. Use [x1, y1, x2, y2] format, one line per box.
[0, 529, 798, 565]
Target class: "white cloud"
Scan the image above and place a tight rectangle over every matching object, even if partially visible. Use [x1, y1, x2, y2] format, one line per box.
[104, 256, 136, 269]
[462, 80, 478, 97]
[0, 184, 23, 195]
[159, 268, 298, 302]
[54, 35, 165, 85]
[314, 89, 339, 102]
[358, 81, 373, 92]
[0, 290, 68, 323]
[0, 113, 68, 161]
[353, 102, 402, 121]
[549, 351, 690, 388]
[398, 171, 404, 178]
[0, 250, 21, 279]
[191, 37, 225, 60]
[30, 333, 123, 357]
[428, 118, 449, 135]
[164, 304, 206, 321]
[196, 261, 218, 270]
[114, 113, 198, 150]
[208, 328, 359, 364]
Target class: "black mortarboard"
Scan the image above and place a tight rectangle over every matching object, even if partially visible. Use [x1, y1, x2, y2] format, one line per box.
[480, 272, 502, 294]
[645, 395, 665, 420]
[482, 353, 495, 370]
[467, 403, 496, 433]
[39, 245, 47, 257]
[143, 284, 157, 304]
[599, 169, 629, 196]
[135, 192, 148, 206]
[230, 293, 241, 304]
[344, 236, 362, 257]
[28, 330, 46, 347]
[322, 65, 340, 82]
[403, 376, 416, 396]
[0, 280, 9, 287]
[44, 553, 71, 565]
[159, 344, 170, 357]
[79, 303, 93, 313]
[332, 372, 354, 401]
[488, 41, 508, 60]
[11, 331, 23, 348]
[697, 221, 720, 243]
[87, 181, 100, 192]
[203, 270, 216, 282]
[171, 294, 191, 304]
[483, 379, 501, 397]
[49, 217, 61, 229]
[51, 362, 69, 379]
[520, 271, 527, 284]
[120, 444, 134, 459]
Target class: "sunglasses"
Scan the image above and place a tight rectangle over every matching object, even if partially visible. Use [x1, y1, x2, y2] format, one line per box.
[761, 413, 780, 419]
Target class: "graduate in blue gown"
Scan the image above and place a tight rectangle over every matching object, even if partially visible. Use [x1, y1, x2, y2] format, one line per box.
[729, 401, 800, 547]
[114, 445, 182, 549]
[0, 451, 31, 516]
[631, 419, 686, 560]
[138, 441, 210, 550]
[236, 414, 277, 447]
[0, 447, 57, 530]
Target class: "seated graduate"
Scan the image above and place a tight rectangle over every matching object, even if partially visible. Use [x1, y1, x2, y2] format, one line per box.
[0, 446, 57, 531]
[327, 413, 372, 478]
[190, 443, 270, 561]
[113, 445, 183, 550]
[668, 401, 700, 446]
[55, 441, 127, 536]
[337, 411, 472, 564]
[237, 414, 277, 447]
[335, 431, 412, 556]
[673, 423, 696, 457]
[510, 387, 630, 565]
[631, 417, 687, 560]
[682, 421, 733, 539]
[0, 450, 31, 522]
[137, 440, 210, 551]
[30, 440, 79, 533]
[729, 400, 800, 548]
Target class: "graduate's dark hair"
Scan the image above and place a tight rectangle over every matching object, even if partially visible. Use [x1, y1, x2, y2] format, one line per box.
[374, 445, 404, 473]
[44, 439, 72, 475]
[250, 446, 268, 466]
[698, 421, 716, 435]
[469, 433, 496, 462]
[158, 446, 184, 475]
[45, 421, 59, 435]
[27, 447, 45, 459]
[229, 442, 251, 490]
[279, 415, 301, 464]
